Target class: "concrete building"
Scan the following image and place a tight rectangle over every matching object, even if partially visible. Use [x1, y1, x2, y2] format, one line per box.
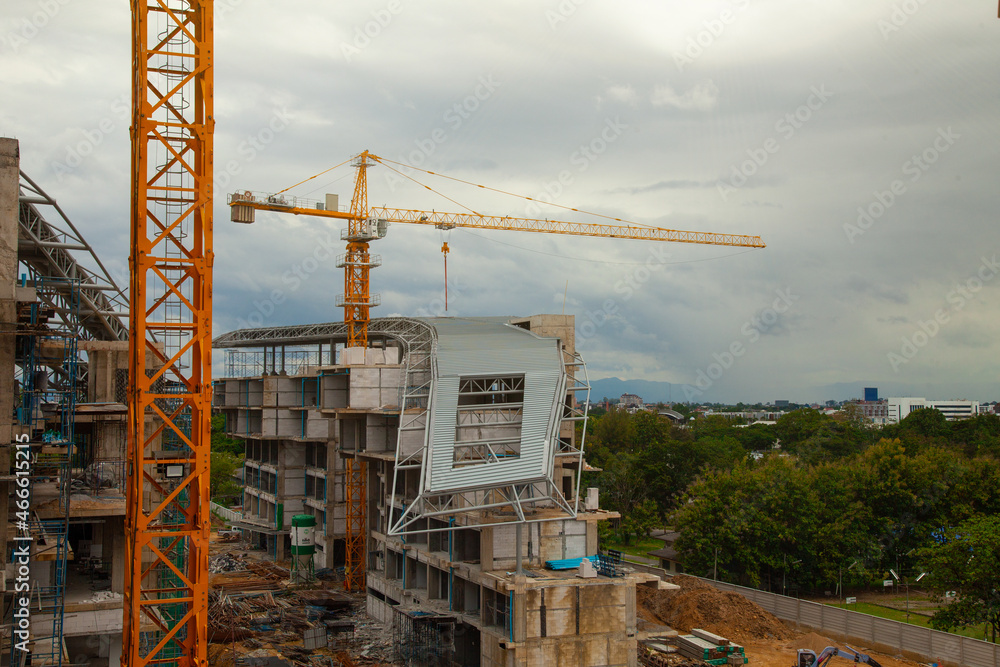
[1, 139, 131, 665]
[619, 393, 643, 408]
[848, 399, 890, 425]
[887, 397, 981, 423]
[213, 314, 663, 667]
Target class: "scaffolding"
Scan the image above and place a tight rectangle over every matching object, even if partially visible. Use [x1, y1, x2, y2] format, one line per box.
[9, 275, 81, 667]
[224, 347, 334, 377]
[392, 608, 456, 667]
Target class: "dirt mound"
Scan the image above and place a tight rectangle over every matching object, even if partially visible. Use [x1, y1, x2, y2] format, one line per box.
[637, 575, 792, 643]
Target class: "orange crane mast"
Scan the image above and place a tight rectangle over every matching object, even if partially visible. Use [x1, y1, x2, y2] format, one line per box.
[126, 2, 213, 666]
[228, 150, 765, 591]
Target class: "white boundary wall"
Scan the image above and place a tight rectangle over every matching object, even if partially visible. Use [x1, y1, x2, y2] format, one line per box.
[628, 561, 999, 667]
[210, 501, 242, 524]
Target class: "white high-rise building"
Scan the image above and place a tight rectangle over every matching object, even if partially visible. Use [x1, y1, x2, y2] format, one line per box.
[887, 397, 981, 423]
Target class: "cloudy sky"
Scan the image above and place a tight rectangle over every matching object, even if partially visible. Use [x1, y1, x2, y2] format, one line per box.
[2, 1, 999, 402]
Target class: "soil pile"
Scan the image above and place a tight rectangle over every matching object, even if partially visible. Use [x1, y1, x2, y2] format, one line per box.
[637, 575, 793, 643]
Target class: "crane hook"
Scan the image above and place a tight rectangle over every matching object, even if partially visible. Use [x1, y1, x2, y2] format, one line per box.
[441, 242, 450, 311]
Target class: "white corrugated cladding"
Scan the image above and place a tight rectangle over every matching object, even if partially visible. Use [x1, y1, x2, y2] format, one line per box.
[420, 318, 564, 494]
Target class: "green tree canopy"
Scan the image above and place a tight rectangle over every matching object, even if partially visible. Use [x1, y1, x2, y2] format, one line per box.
[920, 514, 1000, 642]
[210, 450, 243, 505]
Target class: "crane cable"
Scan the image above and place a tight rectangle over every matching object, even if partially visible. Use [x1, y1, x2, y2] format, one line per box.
[370, 153, 659, 230]
[372, 159, 483, 216]
[273, 157, 354, 197]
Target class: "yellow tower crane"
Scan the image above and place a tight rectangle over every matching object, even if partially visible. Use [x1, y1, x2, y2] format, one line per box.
[229, 150, 765, 591]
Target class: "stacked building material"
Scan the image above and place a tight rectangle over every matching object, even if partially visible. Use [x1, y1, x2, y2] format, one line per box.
[675, 630, 747, 666]
[638, 642, 706, 667]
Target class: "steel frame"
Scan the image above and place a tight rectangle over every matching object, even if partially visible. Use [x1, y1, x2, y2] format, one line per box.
[125, 2, 213, 667]
[387, 343, 591, 537]
[9, 276, 80, 667]
[212, 317, 435, 591]
[17, 171, 129, 342]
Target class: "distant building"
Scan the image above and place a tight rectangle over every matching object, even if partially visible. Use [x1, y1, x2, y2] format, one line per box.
[647, 531, 684, 575]
[864, 387, 879, 402]
[774, 400, 790, 408]
[704, 410, 782, 423]
[849, 398, 890, 424]
[620, 393, 643, 408]
[888, 397, 981, 423]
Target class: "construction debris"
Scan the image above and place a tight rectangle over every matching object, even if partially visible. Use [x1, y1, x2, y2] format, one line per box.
[639, 641, 706, 667]
[84, 590, 123, 604]
[211, 552, 249, 573]
[210, 558, 290, 593]
[207, 548, 391, 666]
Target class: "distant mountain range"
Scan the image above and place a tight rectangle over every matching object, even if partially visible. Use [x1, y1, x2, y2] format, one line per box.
[588, 377, 998, 405]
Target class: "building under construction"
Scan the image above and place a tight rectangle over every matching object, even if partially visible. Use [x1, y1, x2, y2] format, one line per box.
[212, 314, 666, 666]
[0, 136, 671, 667]
[1, 138, 132, 666]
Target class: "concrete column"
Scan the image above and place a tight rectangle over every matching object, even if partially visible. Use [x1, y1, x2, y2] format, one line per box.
[80, 341, 129, 403]
[105, 516, 126, 594]
[108, 633, 122, 667]
[0, 138, 20, 570]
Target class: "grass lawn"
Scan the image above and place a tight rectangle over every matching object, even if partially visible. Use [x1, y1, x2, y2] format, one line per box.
[825, 601, 989, 641]
[601, 536, 664, 560]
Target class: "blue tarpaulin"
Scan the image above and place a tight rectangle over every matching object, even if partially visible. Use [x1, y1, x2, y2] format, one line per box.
[544, 556, 597, 570]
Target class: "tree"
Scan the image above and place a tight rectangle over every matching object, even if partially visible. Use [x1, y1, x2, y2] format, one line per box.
[734, 423, 777, 453]
[950, 414, 1000, 458]
[618, 499, 659, 545]
[210, 450, 244, 504]
[632, 411, 668, 449]
[921, 514, 1000, 642]
[670, 403, 692, 419]
[774, 408, 830, 450]
[591, 406, 636, 452]
[673, 456, 820, 588]
[594, 452, 646, 517]
[211, 413, 245, 455]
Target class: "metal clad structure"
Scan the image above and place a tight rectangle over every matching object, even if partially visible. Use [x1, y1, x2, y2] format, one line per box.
[210, 316, 588, 537]
[425, 318, 564, 493]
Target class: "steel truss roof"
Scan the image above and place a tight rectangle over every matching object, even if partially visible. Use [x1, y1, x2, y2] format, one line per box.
[17, 171, 128, 341]
[211, 316, 435, 352]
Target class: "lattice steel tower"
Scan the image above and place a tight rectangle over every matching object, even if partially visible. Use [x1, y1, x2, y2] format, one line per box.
[125, 2, 213, 666]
